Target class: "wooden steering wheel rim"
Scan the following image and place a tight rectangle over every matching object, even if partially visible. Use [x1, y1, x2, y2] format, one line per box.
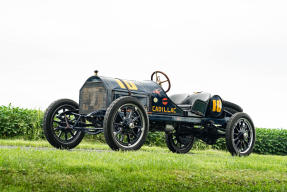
[151, 71, 171, 93]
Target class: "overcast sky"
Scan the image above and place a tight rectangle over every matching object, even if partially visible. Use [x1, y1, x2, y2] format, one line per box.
[0, 0, 286, 129]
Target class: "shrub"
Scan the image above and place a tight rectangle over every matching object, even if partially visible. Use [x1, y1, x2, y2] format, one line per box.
[252, 128, 287, 155]
[0, 104, 44, 140]
[145, 131, 166, 147]
[145, 128, 287, 155]
[211, 128, 287, 155]
[0, 105, 287, 155]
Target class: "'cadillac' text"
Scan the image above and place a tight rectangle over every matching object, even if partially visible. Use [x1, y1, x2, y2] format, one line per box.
[152, 106, 176, 113]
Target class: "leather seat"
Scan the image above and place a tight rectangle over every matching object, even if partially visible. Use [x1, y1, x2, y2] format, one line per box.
[169, 93, 189, 105]
[169, 92, 211, 106]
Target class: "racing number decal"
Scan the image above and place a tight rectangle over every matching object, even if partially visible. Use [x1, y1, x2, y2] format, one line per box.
[115, 79, 126, 89]
[115, 79, 138, 90]
[123, 80, 138, 90]
[212, 100, 222, 112]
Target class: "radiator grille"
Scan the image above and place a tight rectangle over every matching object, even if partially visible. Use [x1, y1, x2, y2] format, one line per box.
[79, 82, 107, 114]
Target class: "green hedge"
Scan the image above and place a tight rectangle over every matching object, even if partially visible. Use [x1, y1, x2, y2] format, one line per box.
[0, 105, 44, 140]
[252, 128, 287, 155]
[124, 129, 287, 155]
[0, 105, 286, 155]
[209, 128, 287, 155]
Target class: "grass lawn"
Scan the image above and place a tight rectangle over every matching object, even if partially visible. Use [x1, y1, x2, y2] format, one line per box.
[0, 139, 286, 191]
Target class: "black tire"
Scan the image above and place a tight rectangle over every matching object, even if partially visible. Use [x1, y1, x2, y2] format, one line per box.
[223, 100, 243, 113]
[43, 99, 85, 149]
[165, 132, 194, 154]
[103, 96, 149, 151]
[225, 112, 255, 156]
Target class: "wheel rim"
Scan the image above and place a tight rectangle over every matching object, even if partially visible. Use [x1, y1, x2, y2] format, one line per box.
[170, 133, 193, 150]
[231, 118, 254, 153]
[112, 103, 145, 148]
[50, 104, 81, 143]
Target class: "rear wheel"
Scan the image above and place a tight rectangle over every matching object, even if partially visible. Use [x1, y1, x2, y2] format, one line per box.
[43, 99, 85, 149]
[103, 96, 149, 151]
[165, 130, 194, 153]
[225, 112, 255, 156]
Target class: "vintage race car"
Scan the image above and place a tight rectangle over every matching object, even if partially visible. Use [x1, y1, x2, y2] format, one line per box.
[43, 71, 256, 156]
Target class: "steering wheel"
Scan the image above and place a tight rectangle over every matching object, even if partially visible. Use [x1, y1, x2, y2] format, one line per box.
[151, 71, 171, 93]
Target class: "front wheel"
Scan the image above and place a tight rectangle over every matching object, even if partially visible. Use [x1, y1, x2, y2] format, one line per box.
[103, 96, 149, 151]
[165, 131, 194, 154]
[43, 99, 85, 149]
[225, 112, 255, 156]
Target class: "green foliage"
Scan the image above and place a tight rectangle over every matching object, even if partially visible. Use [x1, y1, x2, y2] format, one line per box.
[146, 128, 287, 155]
[0, 105, 44, 140]
[252, 128, 287, 155]
[1, 105, 287, 155]
[211, 128, 287, 155]
[145, 131, 166, 147]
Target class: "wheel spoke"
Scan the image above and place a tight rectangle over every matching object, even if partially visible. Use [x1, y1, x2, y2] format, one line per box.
[56, 115, 64, 121]
[241, 141, 245, 150]
[118, 112, 125, 120]
[65, 132, 68, 141]
[130, 129, 138, 137]
[234, 125, 240, 132]
[119, 134, 124, 142]
[233, 137, 240, 142]
[240, 141, 245, 150]
[114, 122, 122, 126]
[235, 140, 241, 149]
[64, 115, 70, 127]
[54, 126, 62, 131]
[128, 108, 134, 118]
[127, 134, 131, 143]
[243, 139, 249, 146]
[238, 141, 243, 150]
[134, 125, 142, 130]
[234, 133, 239, 139]
[113, 129, 121, 136]
[239, 120, 244, 127]
[174, 139, 178, 145]
[53, 120, 61, 124]
[58, 131, 63, 138]
[132, 116, 139, 122]
[69, 130, 75, 137]
[155, 72, 159, 82]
